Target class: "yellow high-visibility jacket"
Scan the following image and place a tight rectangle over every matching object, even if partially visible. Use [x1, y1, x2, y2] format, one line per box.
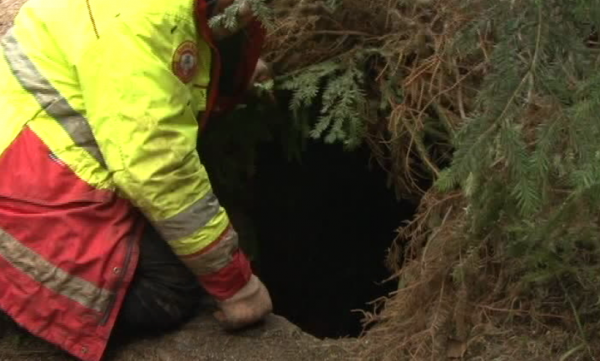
[0, 0, 265, 359]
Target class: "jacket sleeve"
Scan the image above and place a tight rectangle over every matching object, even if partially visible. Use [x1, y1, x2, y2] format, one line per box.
[75, 10, 251, 301]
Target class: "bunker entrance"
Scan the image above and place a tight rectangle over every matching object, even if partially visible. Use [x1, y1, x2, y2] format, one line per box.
[243, 140, 421, 339]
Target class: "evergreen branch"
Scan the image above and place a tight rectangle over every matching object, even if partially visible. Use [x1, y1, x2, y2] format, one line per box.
[530, 3, 544, 75]
[448, 73, 529, 180]
[209, 0, 274, 31]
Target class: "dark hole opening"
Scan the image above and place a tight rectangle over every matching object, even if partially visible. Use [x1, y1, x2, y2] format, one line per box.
[240, 139, 420, 339]
[199, 87, 430, 339]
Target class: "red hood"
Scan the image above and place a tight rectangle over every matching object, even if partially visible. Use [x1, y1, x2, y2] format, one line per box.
[194, 0, 267, 129]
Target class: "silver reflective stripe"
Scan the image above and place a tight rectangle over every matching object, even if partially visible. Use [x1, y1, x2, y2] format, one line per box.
[183, 226, 238, 275]
[155, 191, 221, 242]
[1, 29, 106, 167]
[0, 227, 113, 313]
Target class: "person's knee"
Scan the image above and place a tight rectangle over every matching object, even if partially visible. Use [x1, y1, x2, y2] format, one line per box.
[149, 279, 203, 325]
[116, 278, 203, 336]
[115, 224, 207, 335]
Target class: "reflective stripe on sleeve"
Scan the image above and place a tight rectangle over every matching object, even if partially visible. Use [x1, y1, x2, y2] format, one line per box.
[1, 29, 106, 167]
[181, 225, 239, 275]
[154, 191, 221, 242]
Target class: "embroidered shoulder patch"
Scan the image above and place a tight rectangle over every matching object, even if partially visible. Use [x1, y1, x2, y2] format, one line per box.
[172, 41, 199, 83]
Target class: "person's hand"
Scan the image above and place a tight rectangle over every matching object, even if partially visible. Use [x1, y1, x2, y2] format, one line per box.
[251, 58, 271, 84]
[249, 58, 272, 87]
[213, 275, 273, 330]
[248, 58, 273, 90]
[247, 58, 276, 103]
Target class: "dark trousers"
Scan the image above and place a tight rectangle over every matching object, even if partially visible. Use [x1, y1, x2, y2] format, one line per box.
[111, 224, 208, 341]
[0, 224, 206, 352]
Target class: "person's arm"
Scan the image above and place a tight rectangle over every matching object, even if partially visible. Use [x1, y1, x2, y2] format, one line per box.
[76, 9, 271, 327]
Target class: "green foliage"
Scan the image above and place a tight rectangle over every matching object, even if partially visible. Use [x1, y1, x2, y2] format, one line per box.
[253, 0, 600, 357]
[430, 0, 600, 306]
[277, 57, 368, 148]
[209, 0, 274, 32]
[210, 0, 372, 149]
[220, 1, 600, 315]
[262, 5, 600, 350]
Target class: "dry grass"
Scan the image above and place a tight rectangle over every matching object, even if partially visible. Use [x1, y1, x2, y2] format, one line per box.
[349, 191, 599, 360]
[264, 1, 600, 360]
[264, 0, 489, 197]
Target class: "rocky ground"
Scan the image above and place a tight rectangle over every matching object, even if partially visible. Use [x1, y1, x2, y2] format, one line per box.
[0, 312, 354, 361]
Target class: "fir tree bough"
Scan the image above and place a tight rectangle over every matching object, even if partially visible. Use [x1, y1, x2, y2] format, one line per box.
[248, 0, 600, 359]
